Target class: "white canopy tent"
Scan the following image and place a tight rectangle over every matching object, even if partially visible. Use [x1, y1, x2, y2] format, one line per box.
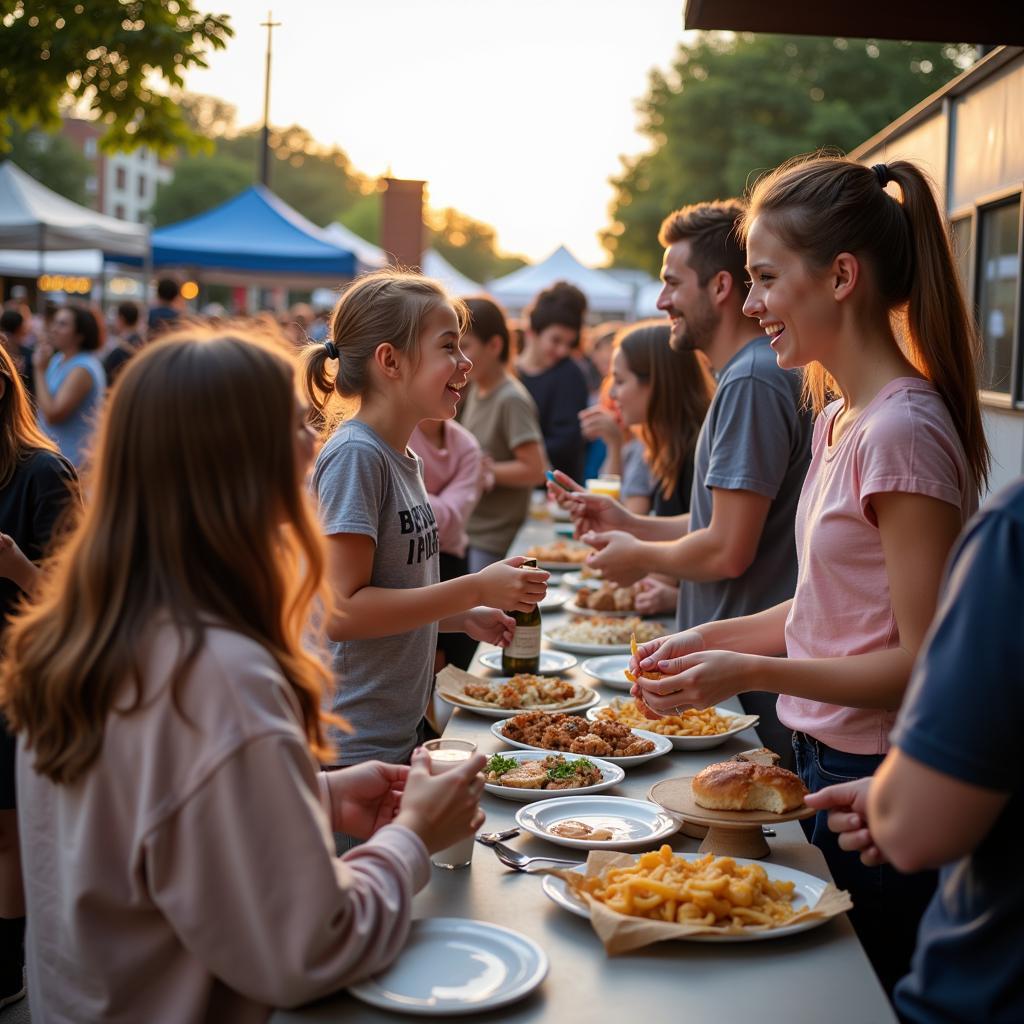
[0, 161, 148, 258]
[486, 245, 633, 317]
[421, 249, 481, 297]
[322, 221, 387, 272]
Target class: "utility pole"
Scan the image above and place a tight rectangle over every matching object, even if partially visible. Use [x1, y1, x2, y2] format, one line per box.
[259, 11, 281, 187]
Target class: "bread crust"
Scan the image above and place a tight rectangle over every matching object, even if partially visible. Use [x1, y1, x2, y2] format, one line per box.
[692, 760, 807, 814]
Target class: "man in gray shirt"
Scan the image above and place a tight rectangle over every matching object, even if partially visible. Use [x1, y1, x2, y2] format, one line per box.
[565, 200, 812, 763]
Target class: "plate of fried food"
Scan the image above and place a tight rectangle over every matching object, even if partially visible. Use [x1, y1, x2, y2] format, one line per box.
[588, 699, 759, 750]
[436, 666, 599, 719]
[477, 649, 578, 675]
[491, 711, 673, 766]
[524, 540, 593, 571]
[483, 751, 624, 802]
[541, 844, 850, 943]
[570, 582, 647, 617]
[559, 565, 604, 591]
[544, 616, 665, 655]
[516, 796, 680, 851]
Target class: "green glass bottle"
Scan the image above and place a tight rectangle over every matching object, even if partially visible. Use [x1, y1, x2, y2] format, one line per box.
[501, 557, 542, 675]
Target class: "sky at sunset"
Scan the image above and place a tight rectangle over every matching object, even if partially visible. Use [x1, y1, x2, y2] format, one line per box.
[182, 0, 694, 265]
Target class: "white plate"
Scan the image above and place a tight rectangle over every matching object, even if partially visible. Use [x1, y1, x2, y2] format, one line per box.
[477, 649, 578, 675]
[541, 859, 836, 942]
[567, 600, 641, 618]
[538, 587, 570, 612]
[580, 655, 633, 691]
[534, 559, 591, 572]
[516, 795, 680, 850]
[483, 750, 625, 802]
[587, 704, 759, 750]
[490, 719, 673, 767]
[440, 687, 600, 720]
[349, 918, 548, 1015]
[543, 633, 630, 655]
[559, 570, 603, 591]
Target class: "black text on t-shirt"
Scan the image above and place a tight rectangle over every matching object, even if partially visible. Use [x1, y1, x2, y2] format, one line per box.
[400, 502, 439, 565]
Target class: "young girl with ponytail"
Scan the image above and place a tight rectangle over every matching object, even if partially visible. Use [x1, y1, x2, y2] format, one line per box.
[630, 155, 988, 990]
[304, 270, 547, 770]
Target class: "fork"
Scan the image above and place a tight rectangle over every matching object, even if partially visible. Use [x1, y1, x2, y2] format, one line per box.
[488, 840, 583, 873]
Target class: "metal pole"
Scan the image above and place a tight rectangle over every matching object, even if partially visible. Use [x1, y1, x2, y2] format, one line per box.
[259, 12, 281, 187]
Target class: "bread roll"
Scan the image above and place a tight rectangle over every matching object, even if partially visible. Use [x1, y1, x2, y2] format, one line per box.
[692, 760, 807, 814]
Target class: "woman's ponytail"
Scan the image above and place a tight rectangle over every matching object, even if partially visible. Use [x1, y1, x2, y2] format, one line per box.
[887, 160, 990, 489]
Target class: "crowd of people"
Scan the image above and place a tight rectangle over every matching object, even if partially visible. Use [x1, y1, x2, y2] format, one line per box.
[0, 152, 1019, 1023]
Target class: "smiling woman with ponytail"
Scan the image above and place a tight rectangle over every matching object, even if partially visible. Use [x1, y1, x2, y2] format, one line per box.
[629, 153, 988, 992]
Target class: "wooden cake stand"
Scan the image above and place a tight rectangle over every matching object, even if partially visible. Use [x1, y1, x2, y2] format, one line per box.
[648, 777, 816, 860]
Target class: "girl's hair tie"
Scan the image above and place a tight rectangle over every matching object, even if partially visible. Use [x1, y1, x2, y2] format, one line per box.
[871, 163, 891, 188]
[323, 340, 339, 360]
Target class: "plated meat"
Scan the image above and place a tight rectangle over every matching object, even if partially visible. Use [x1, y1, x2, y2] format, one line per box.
[500, 711, 655, 757]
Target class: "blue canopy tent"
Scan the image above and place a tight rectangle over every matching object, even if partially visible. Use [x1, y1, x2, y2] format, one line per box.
[150, 185, 356, 286]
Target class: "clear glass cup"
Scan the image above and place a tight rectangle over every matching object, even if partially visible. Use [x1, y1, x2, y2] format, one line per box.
[423, 738, 478, 869]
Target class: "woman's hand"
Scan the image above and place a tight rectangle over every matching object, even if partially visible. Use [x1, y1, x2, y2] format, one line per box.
[805, 779, 886, 866]
[633, 576, 678, 616]
[395, 749, 487, 854]
[635, 650, 756, 715]
[0, 533, 39, 593]
[474, 556, 548, 612]
[326, 761, 410, 840]
[462, 607, 515, 647]
[31, 341, 53, 372]
[545, 470, 584, 510]
[578, 405, 620, 444]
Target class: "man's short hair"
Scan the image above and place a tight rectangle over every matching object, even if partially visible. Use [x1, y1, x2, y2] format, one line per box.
[0, 309, 24, 334]
[117, 301, 140, 327]
[659, 199, 749, 298]
[156, 277, 180, 302]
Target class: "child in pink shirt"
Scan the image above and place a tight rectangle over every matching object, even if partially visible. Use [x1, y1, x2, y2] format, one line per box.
[630, 156, 989, 991]
[409, 418, 483, 670]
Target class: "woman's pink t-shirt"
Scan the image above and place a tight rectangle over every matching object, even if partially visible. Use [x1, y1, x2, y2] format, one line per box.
[778, 377, 976, 755]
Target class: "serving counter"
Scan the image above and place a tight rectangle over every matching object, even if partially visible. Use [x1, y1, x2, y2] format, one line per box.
[273, 519, 896, 1024]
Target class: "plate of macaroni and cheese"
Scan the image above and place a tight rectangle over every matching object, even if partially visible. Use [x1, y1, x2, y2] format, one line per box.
[541, 846, 842, 942]
[587, 700, 760, 750]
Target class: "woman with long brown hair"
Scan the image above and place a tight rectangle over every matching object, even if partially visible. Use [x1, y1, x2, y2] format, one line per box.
[631, 155, 988, 990]
[0, 324, 485, 1021]
[0, 341, 77, 1009]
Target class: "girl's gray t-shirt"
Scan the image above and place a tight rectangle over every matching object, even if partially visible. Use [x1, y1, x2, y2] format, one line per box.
[312, 419, 440, 766]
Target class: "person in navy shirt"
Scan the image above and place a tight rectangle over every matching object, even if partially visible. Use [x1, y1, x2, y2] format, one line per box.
[807, 477, 1024, 1023]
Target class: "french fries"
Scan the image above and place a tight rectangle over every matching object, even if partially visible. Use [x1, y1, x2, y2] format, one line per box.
[578, 845, 797, 928]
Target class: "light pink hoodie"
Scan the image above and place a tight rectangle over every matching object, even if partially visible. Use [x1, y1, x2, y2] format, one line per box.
[17, 622, 429, 1022]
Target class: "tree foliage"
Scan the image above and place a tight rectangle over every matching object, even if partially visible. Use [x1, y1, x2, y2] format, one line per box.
[0, 0, 232, 155]
[2, 118, 93, 203]
[604, 34, 975, 274]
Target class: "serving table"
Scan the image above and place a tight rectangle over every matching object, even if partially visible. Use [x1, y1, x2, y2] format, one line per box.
[273, 518, 896, 1024]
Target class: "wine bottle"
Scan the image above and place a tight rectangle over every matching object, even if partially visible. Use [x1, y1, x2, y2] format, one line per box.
[501, 557, 542, 675]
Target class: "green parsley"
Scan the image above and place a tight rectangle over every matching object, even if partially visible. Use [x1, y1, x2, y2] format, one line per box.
[546, 757, 595, 781]
[486, 754, 519, 776]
